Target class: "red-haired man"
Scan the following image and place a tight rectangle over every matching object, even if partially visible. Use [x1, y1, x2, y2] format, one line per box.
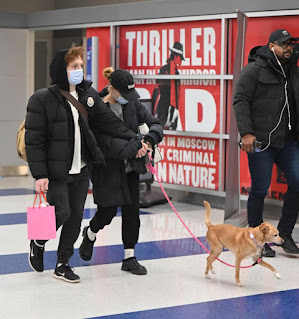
[25, 46, 137, 283]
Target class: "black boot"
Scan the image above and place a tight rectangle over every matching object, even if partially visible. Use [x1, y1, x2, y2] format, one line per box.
[262, 243, 276, 257]
[79, 226, 96, 261]
[280, 233, 299, 254]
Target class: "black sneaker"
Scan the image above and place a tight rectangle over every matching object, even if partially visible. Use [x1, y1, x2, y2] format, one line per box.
[280, 234, 299, 254]
[28, 240, 44, 272]
[79, 226, 96, 261]
[261, 243, 276, 257]
[121, 257, 147, 275]
[53, 263, 80, 283]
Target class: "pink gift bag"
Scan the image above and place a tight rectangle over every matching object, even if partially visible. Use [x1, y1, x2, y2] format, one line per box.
[27, 192, 56, 240]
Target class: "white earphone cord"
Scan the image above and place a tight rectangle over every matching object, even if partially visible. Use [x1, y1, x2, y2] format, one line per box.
[272, 47, 291, 129]
[260, 48, 291, 152]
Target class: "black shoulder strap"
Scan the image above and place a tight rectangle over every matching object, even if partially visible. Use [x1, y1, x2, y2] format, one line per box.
[59, 89, 88, 119]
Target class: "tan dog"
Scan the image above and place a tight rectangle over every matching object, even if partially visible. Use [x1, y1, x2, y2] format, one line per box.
[204, 201, 284, 286]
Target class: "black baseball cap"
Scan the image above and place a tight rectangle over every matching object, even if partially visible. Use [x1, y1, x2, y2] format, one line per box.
[109, 69, 140, 101]
[269, 29, 296, 43]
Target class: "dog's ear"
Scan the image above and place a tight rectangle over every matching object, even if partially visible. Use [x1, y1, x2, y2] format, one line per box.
[259, 223, 269, 234]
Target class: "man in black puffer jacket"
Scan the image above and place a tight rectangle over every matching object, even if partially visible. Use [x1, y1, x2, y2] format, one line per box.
[233, 29, 299, 257]
[25, 47, 136, 283]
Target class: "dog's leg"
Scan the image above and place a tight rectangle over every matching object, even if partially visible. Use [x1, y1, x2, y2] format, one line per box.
[235, 257, 243, 287]
[256, 260, 281, 279]
[205, 246, 222, 279]
[205, 255, 212, 279]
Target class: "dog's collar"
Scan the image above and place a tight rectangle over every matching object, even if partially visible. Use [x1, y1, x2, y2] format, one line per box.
[249, 232, 263, 249]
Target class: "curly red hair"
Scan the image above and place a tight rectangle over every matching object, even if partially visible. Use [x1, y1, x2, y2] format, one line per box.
[65, 46, 84, 66]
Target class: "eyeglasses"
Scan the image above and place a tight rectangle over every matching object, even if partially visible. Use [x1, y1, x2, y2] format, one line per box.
[273, 41, 296, 49]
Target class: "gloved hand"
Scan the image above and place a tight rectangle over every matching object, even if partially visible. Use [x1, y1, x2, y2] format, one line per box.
[94, 147, 106, 166]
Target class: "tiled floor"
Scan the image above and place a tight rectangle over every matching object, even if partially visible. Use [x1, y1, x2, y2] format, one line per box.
[0, 176, 298, 319]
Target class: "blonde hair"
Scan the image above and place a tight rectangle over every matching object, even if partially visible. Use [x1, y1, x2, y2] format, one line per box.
[103, 66, 114, 79]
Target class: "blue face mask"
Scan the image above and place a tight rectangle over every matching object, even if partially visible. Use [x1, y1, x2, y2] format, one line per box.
[113, 93, 129, 105]
[68, 69, 83, 85]
[117, 96, 129, 105]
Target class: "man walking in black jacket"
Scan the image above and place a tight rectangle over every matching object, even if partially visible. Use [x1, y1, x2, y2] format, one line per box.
[234, 29, 299, 257]
[25, 47, 136, 282]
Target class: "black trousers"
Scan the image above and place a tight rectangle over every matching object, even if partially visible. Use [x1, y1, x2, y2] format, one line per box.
[37, 166, 89, 263]
[247, 140, 299, 235]
[90, 171, 140, 249]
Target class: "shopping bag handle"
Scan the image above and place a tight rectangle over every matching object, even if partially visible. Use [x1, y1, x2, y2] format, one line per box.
[32, 191, 48, 208]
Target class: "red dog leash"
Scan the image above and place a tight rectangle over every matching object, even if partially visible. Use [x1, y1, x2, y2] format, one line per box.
[146, 154, 262, 268]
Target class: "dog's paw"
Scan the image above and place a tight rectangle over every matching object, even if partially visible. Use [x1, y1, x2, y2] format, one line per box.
[205, 274, 211, 279]
[211, 268, 216, 274]
[274, 272, 281, 279]
[237, 282, 244, 287]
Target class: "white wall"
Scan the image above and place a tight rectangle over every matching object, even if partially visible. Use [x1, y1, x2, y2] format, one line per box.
[0, 28, 34, 166]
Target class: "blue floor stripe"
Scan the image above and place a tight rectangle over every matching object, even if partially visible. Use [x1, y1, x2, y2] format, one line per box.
[0, 236, 209, 275]
[0, 207, 150, 226]
[0, 188, 35, 196]
[0, 212, 28, 225]
[88, 289, 299, 319]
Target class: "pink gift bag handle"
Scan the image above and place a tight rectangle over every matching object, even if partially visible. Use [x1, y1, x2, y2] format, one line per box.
[32, 191, 48, 209]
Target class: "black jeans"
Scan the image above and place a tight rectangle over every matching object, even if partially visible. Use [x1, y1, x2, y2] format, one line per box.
[37, 166, 89, 263]
[90, 171, 140, 249]
[247, 139, 299, 235]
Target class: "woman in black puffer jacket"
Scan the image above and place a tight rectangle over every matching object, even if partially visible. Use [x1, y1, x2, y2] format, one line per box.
[79, 70, 163, 275]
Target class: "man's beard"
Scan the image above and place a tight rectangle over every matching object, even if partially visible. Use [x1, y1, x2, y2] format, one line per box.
[281, 51, 292, 62]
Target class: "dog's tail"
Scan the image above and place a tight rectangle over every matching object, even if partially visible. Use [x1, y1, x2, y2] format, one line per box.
[204, 201, 212, 228]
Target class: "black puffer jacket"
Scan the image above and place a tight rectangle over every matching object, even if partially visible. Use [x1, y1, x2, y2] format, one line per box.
[91, 99, 163, 207]
[91, 135, 142, 207]
[233, 44, 299, 148]
[25, 49, 136, 181]
[122, 99, 163, 173]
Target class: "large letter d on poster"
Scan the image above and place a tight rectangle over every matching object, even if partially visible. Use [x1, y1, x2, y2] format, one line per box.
[185, 89, 216, 132]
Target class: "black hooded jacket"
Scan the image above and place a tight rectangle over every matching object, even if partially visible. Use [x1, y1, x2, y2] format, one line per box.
[25, 49, 136, 181]
[233, 44, 299, 148]
[91, 99, 163, 207]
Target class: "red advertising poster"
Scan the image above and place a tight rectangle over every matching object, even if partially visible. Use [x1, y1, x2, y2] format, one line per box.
[229, 15, 297, 199]
[119, 20, 222, 133]
[86, 27, 111, 92]
[155, 135, 219, 190]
